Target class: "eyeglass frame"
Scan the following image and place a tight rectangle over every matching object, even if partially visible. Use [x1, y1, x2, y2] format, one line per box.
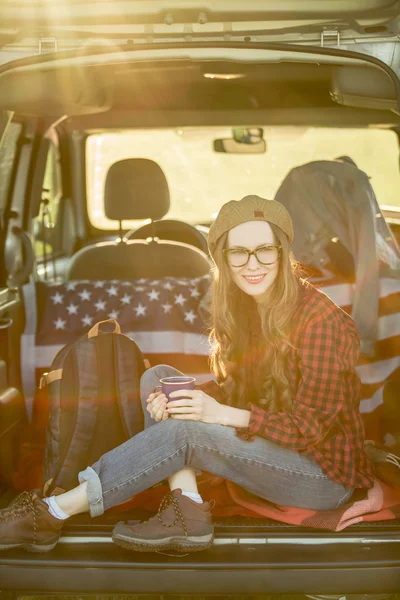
[223, 244, 282, 267]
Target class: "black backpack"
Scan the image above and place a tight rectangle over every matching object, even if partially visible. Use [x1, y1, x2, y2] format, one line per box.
[40, 319, 148, 494]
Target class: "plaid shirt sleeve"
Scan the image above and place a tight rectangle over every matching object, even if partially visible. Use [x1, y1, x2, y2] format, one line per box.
[237, 313, 359, 451]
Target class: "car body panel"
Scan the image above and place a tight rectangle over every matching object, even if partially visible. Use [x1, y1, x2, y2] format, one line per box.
[0, 1, 400, 596]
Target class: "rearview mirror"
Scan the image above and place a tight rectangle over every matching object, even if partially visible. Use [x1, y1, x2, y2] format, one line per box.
[213, 128, 266, 153]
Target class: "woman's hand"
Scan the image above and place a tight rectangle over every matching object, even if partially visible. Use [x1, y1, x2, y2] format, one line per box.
[166, 389, 226, 425]
[146, 390, 169, 422]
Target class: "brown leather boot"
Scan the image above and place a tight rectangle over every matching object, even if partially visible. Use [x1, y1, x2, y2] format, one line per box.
[0, 491, 64, 552]
[112, 489, 214, 553]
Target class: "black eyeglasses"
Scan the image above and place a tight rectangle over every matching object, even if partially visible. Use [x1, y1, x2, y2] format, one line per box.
[223, 244, 281, 268]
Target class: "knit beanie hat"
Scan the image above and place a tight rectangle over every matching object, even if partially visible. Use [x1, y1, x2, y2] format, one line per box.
[208, 195, 294, 259]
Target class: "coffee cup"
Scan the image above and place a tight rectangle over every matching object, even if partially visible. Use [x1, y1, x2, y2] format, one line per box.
[160, 376, 196, 401]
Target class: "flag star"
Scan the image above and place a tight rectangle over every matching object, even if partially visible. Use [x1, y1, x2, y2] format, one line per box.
[184, 310, 197, 324]
[94, 281, 105, 288]
[163, 282, 174, 290]
[121, 294, 132, 305]
[51, 292, 64, 305]
[66, 303, 78, 315]
[190, 288, 200, 298]
[108, 310, 119, 319]
[111, 279, 119, 284]
[122, 282, 132, 287]
[79, 289, 91, 301]
[106, 285, 118, 297]
[54, 317, 66, 330]
[81, 315, 94, 327]
[134, 304, 147, 317]
[151, 280, 161, 286]
[162, 303, 172, 313]
[174, 293, 186, 306]
[66, 282, 76, 291]
[95, 299, 106, 311]
[148, 289, 160, 301]
[138, 278, 147, 284]
[135, 286, 145, 292]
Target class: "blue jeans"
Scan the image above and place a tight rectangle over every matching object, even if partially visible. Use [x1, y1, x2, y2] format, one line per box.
[79, 365, 353, 517]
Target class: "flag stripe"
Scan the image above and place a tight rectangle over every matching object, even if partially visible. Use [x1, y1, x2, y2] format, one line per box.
[360, 387, 384, 414]
[356, 356, 400, 385]
[339, 293, 400, 319]
[144, 353, 211, 373]
[34, 332, 210, 368]
[357, 366, 400, 400]
[358, 335, 400, 365]
[318, 277, 400, 307]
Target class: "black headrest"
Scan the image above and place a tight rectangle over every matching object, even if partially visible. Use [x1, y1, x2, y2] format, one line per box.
[104, 159, 170, 221]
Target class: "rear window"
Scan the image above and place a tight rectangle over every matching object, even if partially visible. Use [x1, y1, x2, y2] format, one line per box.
[86, 127, 400, 230]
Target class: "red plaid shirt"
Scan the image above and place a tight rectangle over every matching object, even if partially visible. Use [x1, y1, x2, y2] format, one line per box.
[237, 281, 375, 489]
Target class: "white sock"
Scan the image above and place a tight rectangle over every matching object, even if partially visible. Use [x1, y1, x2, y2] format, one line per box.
[43, 496, 70, 520]
[181, 491, 203, 504]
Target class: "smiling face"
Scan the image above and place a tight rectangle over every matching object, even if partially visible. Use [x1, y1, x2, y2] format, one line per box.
[226, 220, 280, 303]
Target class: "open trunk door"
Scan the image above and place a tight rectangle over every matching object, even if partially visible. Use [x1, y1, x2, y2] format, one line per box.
[0, 2, 400, 596]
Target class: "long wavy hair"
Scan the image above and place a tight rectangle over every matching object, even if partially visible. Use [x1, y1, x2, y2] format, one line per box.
[209, 223, 300, 412]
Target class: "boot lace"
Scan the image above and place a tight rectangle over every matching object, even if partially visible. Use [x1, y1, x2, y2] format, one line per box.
[386, 452, 400, 469]
[364, 441, 400, 469]
[157, 492, 188, 538]
[0, 491, 36, 523]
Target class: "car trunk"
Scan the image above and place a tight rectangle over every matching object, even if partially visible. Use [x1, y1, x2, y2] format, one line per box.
[0, 1, 400, 596]
[2, 510, 400, 595]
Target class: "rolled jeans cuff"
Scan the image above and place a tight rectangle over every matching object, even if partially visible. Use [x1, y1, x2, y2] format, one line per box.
[78, 466, 104, 517]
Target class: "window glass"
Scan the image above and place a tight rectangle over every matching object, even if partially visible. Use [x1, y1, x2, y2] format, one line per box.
[86, 127, 400, 230]
[0, 121, 22, 211]
[33, 141, 62, 259]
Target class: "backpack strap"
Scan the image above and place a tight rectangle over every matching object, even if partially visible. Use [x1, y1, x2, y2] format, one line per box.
[113, 335, 146, 439]
[39, 369, 63, 389]
[49, 339, 100, 493]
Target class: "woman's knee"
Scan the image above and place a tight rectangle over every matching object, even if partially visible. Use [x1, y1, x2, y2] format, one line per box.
[140, 364, 183, 392]
[163, 419, 212, 448]
[140, 365, 164, 390]
[140, 365, 168, 404]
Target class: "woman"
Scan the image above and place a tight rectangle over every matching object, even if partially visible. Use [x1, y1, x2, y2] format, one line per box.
[0, 195, 374, 554]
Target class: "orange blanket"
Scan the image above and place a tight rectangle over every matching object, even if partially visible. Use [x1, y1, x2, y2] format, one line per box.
[111, 470, 400, 531]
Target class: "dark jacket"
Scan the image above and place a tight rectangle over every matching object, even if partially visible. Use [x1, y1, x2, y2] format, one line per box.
[275, 160, 400, 357]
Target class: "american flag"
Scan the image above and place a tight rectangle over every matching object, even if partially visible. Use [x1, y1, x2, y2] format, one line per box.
[38, 275, 210, 343]
[21, 275, 212, 418]
[313, 273, 400, 441]
[21, 273, 400, 438]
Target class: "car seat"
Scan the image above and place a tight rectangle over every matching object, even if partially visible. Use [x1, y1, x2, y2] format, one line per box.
[66, 159, 210, 280]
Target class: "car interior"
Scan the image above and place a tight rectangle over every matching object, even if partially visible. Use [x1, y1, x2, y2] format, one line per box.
[0, 39, 400, 593]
